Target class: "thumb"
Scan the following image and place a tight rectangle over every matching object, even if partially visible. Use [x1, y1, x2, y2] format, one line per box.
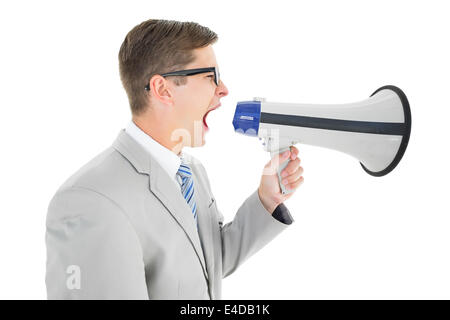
[263, 149, 291, 175]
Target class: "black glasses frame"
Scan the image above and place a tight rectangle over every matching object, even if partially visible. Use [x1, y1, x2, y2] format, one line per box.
[144, 67, 220, 91]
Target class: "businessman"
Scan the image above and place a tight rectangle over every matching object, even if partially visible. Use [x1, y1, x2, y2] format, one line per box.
[45, 19, 304, 299]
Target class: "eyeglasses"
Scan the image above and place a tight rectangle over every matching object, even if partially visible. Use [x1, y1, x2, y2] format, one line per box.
[144, 67, 220, 91]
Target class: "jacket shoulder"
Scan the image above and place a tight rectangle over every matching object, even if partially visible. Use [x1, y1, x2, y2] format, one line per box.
[48, 146, 137, 221]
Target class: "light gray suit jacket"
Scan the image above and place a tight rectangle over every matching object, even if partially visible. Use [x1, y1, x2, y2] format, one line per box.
[45, 129, 293, 299]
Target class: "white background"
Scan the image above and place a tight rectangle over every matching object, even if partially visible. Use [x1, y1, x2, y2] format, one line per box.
[1, 0, 449, 299]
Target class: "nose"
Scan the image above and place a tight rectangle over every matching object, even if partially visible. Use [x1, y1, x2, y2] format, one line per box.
[216, 79, 229, 98]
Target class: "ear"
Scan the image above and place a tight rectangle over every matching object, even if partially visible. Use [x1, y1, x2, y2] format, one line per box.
[148, 74, 174, 106]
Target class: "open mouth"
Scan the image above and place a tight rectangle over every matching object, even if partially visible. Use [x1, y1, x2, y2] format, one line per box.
[202, 104, 221, 130]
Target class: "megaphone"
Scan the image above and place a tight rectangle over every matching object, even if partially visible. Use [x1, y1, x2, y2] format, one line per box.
[232, 85, 411, 194]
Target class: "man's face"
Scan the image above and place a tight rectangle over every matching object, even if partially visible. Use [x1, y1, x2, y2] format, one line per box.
[168, 45, 229, 148]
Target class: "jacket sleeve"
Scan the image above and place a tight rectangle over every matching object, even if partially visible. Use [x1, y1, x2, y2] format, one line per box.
[45, 186, 149, 299]
[219, 189, 294, 278]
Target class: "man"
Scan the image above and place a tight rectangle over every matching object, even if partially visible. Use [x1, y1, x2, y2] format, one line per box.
[45, 19, 304, 299]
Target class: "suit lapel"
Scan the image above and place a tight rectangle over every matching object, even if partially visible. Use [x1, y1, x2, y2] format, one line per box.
[149, 157, 209, 280]
[112, 129, 208, 280]
[189, 161, 215, 292]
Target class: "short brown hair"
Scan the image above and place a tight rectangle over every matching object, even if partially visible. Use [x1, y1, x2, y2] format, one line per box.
[118, 19, 218, 116]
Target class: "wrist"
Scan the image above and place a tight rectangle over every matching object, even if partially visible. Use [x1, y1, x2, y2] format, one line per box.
[257, 188, 279, 214]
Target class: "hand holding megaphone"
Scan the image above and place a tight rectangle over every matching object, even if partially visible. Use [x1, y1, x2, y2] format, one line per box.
[258, 146, 303, 213]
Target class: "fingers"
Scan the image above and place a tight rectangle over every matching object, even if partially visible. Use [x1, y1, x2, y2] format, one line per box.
[281, 157, 301, 178]
[264, 149, 291, 175]
[263, 146, 301, 177]
[281, 165, 304, 185]
[268, 146, 299, 169]
[284, 176, 305, 191]
[276, 149, 291, 164]
[289, 146, 299, 161]
[280, 151, 304, 191]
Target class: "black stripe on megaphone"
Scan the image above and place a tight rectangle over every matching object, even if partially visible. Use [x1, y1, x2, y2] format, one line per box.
[260, 113, 407, 135]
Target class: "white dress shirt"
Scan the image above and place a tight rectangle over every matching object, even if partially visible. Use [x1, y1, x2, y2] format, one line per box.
[125, 120, 183, 188]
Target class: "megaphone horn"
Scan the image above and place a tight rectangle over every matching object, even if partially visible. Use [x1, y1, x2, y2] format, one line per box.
[232, 85, 412, 194]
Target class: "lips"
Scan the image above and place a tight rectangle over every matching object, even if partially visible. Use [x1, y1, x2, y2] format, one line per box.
[203, 103, 221, 129]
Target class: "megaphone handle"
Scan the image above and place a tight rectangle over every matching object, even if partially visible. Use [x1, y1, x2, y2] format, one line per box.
[270, 147, 295, 195]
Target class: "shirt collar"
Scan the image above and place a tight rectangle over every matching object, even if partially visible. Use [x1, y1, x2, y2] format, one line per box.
[125, 120, 182, 183]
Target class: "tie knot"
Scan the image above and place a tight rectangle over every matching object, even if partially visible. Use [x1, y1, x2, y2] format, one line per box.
[177, 163, 192, 178]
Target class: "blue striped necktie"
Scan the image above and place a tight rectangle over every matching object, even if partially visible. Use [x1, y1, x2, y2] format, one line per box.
[176, 161, 198, 227]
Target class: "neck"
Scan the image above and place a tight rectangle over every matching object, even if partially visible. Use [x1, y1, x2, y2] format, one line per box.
[132, 116, 183, 156]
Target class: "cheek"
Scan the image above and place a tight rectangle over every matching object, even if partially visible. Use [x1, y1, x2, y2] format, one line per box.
[174, 100, 203, 127]
[174, 85, 215, 121]
[191, 80, 216, 103]
[189, 95, 214, 117]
